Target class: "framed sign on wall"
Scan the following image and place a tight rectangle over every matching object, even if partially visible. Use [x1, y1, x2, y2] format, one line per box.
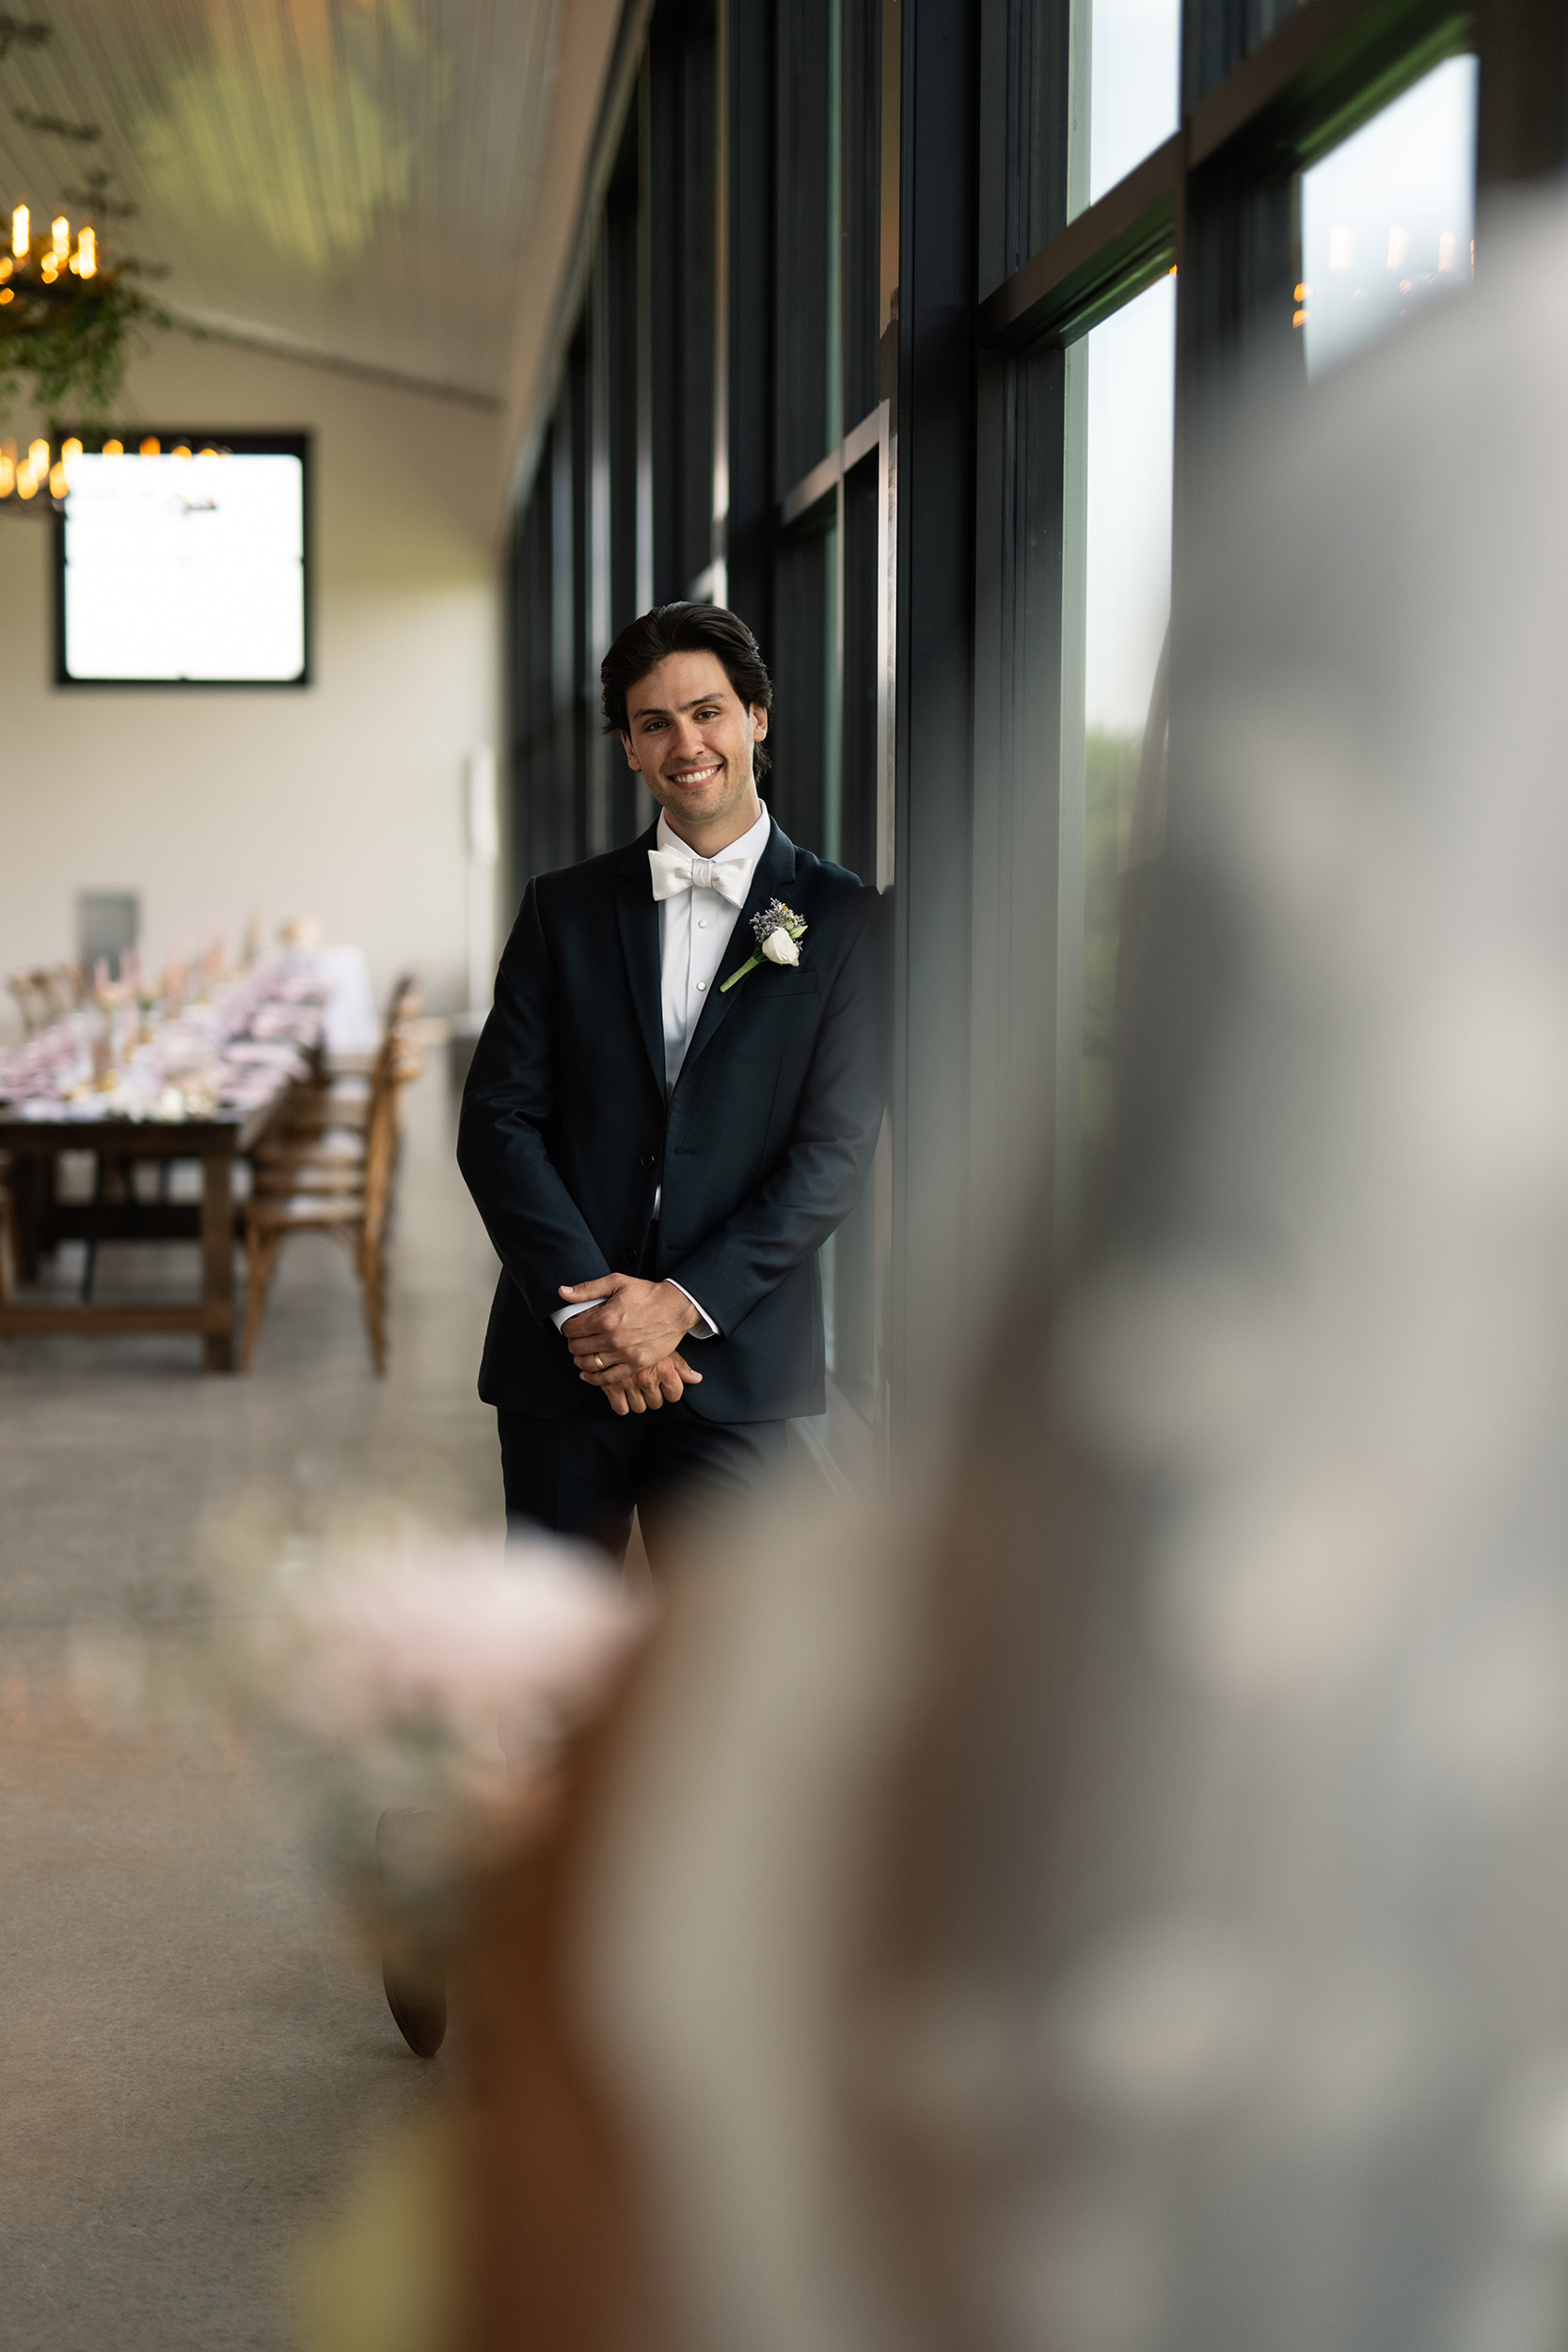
[53, 431, 310, 688]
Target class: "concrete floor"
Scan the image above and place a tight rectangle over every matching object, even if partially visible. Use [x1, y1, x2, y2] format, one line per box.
[0, 1063, 503, 2350]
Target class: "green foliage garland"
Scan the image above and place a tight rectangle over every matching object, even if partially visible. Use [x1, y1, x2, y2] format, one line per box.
[0, 258, 166, 426]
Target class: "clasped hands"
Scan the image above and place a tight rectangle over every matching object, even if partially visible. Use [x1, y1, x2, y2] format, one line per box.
[559, 1273, 703, 1416]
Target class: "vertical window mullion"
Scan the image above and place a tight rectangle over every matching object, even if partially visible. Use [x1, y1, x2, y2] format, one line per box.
[549, 404, 576, 872]
[1054, 334, 1089, 1253]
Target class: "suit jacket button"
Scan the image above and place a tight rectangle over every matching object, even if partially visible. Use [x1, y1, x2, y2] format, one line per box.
[640, 1152, 656, 1168]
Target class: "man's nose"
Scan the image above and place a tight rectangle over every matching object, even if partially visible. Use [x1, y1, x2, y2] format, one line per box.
[669, 720, 707, 762]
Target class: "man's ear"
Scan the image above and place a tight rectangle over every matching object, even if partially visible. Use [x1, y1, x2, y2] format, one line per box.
[752, 705, 768, 739]
[620, 730, 641, 771]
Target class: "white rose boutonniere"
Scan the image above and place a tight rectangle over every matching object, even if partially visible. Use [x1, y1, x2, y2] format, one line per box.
[720, 899, 808, 993]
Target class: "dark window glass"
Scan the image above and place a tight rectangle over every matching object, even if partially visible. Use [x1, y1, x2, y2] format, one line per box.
[840, 0, 883, 428]
[980, 0, 1069, 293]
[1185, 0, 1303, 106]
[649, 0, 718, 598]
[605, 119, 642, 638]
[775, 0, 837, 492]
[768, 520, 833, 855]
[840, 452, 880, 888]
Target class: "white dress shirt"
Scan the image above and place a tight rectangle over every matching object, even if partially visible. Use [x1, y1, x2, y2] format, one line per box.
[655, 798, 771, 1089]
[553, 800, 773, 1349]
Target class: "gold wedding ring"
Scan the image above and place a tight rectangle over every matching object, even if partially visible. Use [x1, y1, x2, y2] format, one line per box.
[594, 1353, 605, 1368]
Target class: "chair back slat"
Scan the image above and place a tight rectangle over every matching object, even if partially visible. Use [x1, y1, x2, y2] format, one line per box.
[241, 967, 425, 1375]
[8, 961, 94, 1037]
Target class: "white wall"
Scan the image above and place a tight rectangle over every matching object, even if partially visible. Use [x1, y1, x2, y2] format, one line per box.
[0, 333, 502, 1037]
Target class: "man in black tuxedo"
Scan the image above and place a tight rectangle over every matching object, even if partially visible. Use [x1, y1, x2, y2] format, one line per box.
[457, 602, 883, 1568]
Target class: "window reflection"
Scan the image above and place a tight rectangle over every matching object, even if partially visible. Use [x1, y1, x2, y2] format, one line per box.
[1059, 273, 1175, 1235]
[1299, 56, 1478, 378]
[1075, 0, 1181, 215]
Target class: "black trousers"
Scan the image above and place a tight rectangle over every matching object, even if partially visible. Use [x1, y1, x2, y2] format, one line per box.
[498, 1398, 789, 1572]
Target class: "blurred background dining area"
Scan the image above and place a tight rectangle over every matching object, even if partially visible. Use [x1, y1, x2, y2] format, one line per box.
[0, 5, 602, 2343]
[4, 938, 427, 1368]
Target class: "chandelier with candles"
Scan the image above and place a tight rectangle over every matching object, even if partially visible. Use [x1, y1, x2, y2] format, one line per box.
[0, 195, 165, 509]
[0, 425, 232, 510]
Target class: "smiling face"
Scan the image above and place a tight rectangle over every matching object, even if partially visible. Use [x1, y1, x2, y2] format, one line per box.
[619, 649, 768, 851]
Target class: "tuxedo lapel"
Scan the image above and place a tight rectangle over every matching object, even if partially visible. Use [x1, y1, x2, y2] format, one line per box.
[673, 818, 800, 1089]
[614, 823, 665, 1092]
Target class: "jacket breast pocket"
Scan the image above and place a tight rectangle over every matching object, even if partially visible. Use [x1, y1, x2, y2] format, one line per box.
[729, 974, 820, 1069]
[743, 969, 819, 999]
[668, 976, 817, 1156]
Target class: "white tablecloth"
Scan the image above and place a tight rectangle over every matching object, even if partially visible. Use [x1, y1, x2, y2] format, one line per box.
[299, 946, 380, 1056]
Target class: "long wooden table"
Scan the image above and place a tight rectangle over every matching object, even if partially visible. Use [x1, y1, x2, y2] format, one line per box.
[0, 1093, 287, 1372]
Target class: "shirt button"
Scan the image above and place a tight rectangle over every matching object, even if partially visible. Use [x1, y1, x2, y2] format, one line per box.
[698, 919, 708, 929]
[696, 979, 707, 991]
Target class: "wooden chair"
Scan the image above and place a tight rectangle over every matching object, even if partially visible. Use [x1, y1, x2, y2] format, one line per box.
[8, 971, 53, 1037]
[45, 961, 87, 1021]
[7, 963, 87, 1036]
[0, 1154, 16, 1304]
[240, 1023, 422, 1375]
[276, 972, 422, 1142]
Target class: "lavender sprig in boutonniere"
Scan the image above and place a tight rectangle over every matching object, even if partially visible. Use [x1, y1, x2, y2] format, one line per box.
[720, 899, 808, 993]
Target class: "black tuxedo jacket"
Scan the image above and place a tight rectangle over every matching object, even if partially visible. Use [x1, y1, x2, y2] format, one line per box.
[457, 815, 884, 1422]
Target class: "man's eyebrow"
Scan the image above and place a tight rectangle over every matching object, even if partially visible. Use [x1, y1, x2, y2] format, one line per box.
[628, 690, 729, 721]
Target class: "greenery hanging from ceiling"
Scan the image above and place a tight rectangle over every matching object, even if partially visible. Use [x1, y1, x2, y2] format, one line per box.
[0, 230, 167, 427]
[0, 0, 171, 431]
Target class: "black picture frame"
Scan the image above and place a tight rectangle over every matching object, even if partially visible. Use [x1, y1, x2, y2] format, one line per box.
[52, 429, 313, 691]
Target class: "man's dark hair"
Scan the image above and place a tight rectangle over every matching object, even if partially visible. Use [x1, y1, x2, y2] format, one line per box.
[600, 602, 773, 778]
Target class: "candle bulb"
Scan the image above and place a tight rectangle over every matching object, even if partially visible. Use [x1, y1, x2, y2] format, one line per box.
[52, 215, 69, 262]
[77, 225, 96, 278]
[11, 203, 27, 258]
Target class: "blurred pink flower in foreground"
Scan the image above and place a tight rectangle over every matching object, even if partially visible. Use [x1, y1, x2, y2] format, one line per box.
[260, 1531, 653, 1808]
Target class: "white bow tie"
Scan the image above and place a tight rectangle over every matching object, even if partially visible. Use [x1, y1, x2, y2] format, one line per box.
[648, 843, 752, 908]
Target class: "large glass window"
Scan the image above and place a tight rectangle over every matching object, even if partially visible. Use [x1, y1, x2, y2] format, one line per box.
[1299, 55, 1478, 378]
[1073, 0, 1181, 215]
[776, 0, 841, 492]
[496, 0, 1560, 1454]
[648, 0, 718, 600]
[1058, 272, 1176, 1231]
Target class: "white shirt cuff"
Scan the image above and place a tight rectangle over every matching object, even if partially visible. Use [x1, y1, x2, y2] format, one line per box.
[551, 1298, 607, 1331]
[667, 1280, 718, 1340]
[554, 1284, 716, 1341]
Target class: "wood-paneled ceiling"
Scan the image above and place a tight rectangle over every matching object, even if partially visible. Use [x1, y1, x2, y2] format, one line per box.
[0, 0, 567, 402]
